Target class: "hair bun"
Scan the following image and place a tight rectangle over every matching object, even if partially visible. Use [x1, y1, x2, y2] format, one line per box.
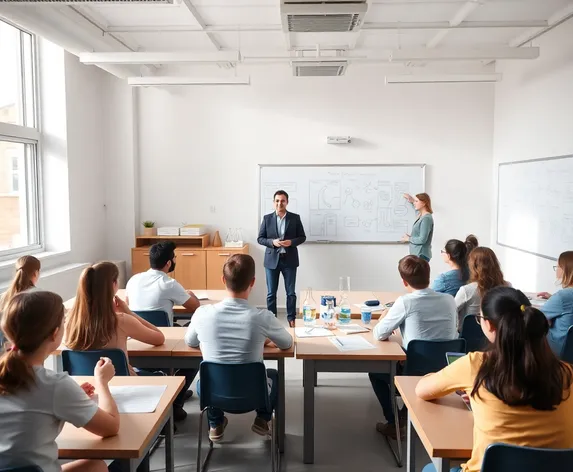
[523, 305, 549, 338]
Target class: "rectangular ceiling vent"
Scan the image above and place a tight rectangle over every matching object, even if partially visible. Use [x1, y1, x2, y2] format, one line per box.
[6, 0, 173, 3]
[292, 60, 348, 77]
[281, 1, 368, 33]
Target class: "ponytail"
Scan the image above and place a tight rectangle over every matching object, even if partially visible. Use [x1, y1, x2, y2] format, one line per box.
[472, 287, 572, 410]
[444, 234, 479, 283]
[0, 256, 41, 313]
[0, 291, 64, 396]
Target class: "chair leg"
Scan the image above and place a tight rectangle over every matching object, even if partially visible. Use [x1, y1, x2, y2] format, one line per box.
[197, 408, 214, 472]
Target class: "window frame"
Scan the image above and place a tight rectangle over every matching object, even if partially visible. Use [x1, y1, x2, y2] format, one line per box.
[0, 20, 44, 261]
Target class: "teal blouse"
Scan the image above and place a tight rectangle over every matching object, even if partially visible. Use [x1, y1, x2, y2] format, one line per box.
[409, 213, 434, 261]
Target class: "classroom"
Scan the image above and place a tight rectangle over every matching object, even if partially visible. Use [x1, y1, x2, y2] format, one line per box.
[0, 1, 572, 471]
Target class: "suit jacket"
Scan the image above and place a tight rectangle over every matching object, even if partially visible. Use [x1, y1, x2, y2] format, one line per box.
[257, 212, 307, 269]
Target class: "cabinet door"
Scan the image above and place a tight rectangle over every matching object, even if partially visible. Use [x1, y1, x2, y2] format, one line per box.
[131, 249, 151, 275]
[174, 249, 207, 290]
[206, 249, 248, 289]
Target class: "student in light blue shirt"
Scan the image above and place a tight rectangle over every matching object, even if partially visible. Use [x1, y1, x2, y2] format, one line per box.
[370, 255, 457, 438]
[402, 193, 434, 261]
[432, 235, 478, 297]
[538, 251, 573, 356]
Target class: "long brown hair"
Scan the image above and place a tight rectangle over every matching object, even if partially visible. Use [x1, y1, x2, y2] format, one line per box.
[558, 251, 573, 288]
[0, 256, 41, 313]
[66, 262, 119, 351]
[444, 234, 479, 282]
[472, 287, 572, 410]
[0, 291, 64, 395]
[415, 193, 433, 214]
[468, 247, 505, 296]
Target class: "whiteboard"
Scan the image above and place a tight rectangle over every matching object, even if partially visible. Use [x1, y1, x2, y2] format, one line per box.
[259, 165, 425, 243]
[497, 155, 573, 260]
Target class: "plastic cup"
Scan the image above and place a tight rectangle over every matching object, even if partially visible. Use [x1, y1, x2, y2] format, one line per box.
[361, 308, 372, 325]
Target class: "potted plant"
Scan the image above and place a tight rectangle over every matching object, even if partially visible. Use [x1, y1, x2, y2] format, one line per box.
[142, 221, 156, 236]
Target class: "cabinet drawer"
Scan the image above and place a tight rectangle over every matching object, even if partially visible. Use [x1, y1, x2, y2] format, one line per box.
[174, 249, 207, 290]
[206, 249, 246, 289]
[131, 249, 151, 275]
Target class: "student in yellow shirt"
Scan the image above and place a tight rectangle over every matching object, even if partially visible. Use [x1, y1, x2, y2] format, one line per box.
[416, 286, 573, 472]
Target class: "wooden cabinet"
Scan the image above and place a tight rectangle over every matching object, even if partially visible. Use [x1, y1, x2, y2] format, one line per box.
[206, 247, 249, 290]
[174, 249, 207, 289]
[130, 236, 249, 290]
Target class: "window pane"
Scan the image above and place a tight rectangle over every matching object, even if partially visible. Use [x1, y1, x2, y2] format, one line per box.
[0, 140, 39, 251]
[0, 21, 23, 126]
[22, 31, 36, 128]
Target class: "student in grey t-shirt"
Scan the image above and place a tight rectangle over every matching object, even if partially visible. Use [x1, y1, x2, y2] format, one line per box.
[185, 254, 292, 442]
[370, 255, 457, 439]
[0, 291, 120, 472]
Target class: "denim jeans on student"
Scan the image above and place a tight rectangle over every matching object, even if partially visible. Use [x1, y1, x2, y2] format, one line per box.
[265, 259, 297, 322]
[197, 368, 279, 429]
[422, 465, 462, 472]
[137, 368, 197, 408]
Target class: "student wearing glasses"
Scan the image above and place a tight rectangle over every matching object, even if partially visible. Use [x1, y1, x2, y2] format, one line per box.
[432, 235, 478, 297]
[537, 251, 573, 356]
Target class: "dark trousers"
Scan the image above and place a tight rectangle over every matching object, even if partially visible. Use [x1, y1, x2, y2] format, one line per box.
[369, 361, 404, 424]
[265, 257, 297, 322]
[137, 368, 197, 408]
[197, 368, 279, 428]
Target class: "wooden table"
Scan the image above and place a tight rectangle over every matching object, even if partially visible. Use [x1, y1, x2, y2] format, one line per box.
[58, 376, 184, 472]
[295, 320, 406, 463]
[298, 290, 404, 319]
[395, 376, 473, 472]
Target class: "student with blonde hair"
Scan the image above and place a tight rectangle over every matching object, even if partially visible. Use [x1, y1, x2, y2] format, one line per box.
[538, 251, 573, 356]
[0, 291, 120, 472]
[0, 255, 41, 313]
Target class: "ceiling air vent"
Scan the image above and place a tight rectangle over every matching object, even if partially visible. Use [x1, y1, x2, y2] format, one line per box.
[281, 0, 368, 33]
[292, 60, 348, 77]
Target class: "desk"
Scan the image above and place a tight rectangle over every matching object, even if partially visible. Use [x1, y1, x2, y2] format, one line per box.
[58, 376, 184, 472]
[395, 376, 473, 472]
[297, 290, 404, 319]
[295, 320, 406, 463]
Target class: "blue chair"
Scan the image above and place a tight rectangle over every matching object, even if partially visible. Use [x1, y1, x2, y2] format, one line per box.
[133, 310, 171, 327]
[0, 466, 43, 472]
[561, 326, 573, 363]
[460, 315, 489, 352]
[481, 443, 573, 471]
[197, 362, 279, 472]
[404, 339, 467, 376]
[62, 349, 130, 376]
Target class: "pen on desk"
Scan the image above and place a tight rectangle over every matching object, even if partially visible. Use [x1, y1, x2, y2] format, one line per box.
[334, 337, 344, 348]
[305, 327, 315, 334]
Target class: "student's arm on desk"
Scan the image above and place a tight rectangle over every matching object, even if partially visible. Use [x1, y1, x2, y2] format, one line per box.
[264, 311, 293, 350]
[168, 278, 200, 314]
[373, 298, 406, 341]
[121, 311, 165, 346]
[184, 309, 201, 347]
[416, 353, 474, 400]
[183, 291, 200, 313]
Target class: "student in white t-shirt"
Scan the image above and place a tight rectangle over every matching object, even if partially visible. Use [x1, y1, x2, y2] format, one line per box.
[0, 255, 41, 314]
[0, 291, 120, 472]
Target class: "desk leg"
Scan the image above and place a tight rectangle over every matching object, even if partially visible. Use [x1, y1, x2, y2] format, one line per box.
[303, 360, 315, 464]
[432, 458, 450, 472]
[136, 455, 150, 472]
[278, 358, 286, 453]
[407, 412, 416, 472]
[165, 408, 175, 472]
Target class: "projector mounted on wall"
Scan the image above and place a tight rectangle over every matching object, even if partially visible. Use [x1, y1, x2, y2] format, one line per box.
[327, 136, 352, 144]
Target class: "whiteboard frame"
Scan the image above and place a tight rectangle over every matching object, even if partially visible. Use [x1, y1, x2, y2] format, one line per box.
[258, 163, 426, 244]
[496, 153, 573, 261]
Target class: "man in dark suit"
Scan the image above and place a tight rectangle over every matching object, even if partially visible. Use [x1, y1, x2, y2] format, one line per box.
[257, 190, 307, 327]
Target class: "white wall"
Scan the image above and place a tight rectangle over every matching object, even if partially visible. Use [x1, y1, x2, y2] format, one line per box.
[492, 21, 573, 293]
[137, 65, 495, 306]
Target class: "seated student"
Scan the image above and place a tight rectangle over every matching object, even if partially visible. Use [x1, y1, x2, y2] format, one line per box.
[0, 255, 41, 313]
[432, 235, 478, 297]
[0, 291, 120, 472]
[369, 255, 457, 438]
[184, 254, 293, 442]
[416, 287, 573, 472]
[537, 251, 573, 356]
[455, 247, 509, 330]
[126, 241, 199, 410]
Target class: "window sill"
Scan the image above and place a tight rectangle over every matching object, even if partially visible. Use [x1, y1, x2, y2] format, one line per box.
[0, 250, 71, 270]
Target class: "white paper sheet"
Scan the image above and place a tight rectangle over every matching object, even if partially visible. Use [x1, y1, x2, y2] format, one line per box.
[194, 292, 209, 301]
[329, 336, 376, 351]
[353, 303, 386, 313]
[108, 385, 168, 413]
[295, 327, 335, 338]
[336, 324, 371, 334]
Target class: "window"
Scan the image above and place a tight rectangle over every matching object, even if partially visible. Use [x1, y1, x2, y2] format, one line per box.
[0, 20, 41, 258]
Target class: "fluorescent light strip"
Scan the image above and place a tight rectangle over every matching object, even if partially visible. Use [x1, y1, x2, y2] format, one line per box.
[80, 51, 240, 65]
[385, 74, 502, 84]
[127, 76, 251, 86]
[390, 47, 539, 62]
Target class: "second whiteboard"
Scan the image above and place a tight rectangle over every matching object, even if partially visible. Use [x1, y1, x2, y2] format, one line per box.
[259, 165, 426, 243]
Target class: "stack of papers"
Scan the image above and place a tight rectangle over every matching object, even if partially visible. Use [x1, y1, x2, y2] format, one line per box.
[193, 291, 209, 301]
[108, 385, 167, 413]
[180, 225, 206, 236]
[336, 324, 371, 334]
[295, 327, 334, 338]
[329, 336, 376, 351]
[157, 227, 180, 236]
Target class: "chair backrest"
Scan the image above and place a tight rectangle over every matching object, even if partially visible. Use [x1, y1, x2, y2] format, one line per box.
[199, 362, 271, 414]
[133, 310, 171, 327]
[460, 315, 489, 352]
[561, 326, 573, 363]
[405, 339, 466, 376]
[0, 466, 43, 472]
[62, 349, 130, 376]
[481, 443, 573, 471]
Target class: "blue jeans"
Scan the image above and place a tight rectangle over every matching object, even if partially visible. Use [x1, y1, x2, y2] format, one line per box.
[265, 259, 297, 322]
[197, 368, 279, 429]
[422, 465, 462, 472]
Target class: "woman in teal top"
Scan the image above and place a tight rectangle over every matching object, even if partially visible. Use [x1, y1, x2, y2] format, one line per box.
[402, 193, 434, 261]
[538, 251, 573, 356]
[432, 235, 478, 296]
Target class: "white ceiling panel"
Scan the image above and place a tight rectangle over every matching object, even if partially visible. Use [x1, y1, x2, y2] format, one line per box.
[360, 30, 435, 49]
[440, 27, 531, 47]
[115, 31, 221, 51]
[214, 31, 286, 50]
[469, 0, 573, 22]
[87, 4, 199, 27]
[366, 3, 459, 23]
[195, 5, 280, 25]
